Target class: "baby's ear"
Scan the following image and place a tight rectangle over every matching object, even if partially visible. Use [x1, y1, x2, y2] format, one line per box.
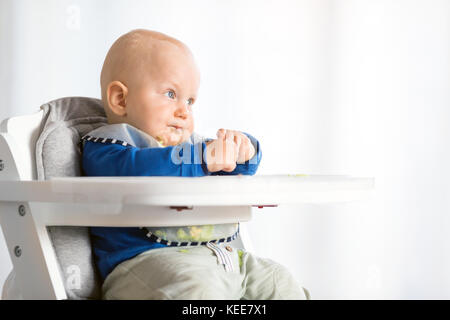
[107, 80, 128, 116]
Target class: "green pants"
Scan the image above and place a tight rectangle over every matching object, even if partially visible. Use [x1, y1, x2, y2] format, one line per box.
[102, 244, 310, 300]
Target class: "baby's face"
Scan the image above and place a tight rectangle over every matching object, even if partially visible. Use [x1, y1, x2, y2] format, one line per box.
[125, 43, 200, 146]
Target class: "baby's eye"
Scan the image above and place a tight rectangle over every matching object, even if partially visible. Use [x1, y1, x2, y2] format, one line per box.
[165, 90, 176, 99]
[186, 98, 194, 106]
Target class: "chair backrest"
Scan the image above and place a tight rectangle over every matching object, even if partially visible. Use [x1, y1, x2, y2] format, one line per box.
[1, 97, 108, 300]
[0, 109, 44, 180]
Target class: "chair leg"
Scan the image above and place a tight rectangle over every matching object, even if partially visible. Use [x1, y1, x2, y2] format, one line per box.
[0, 202, 66, 299]
[1, 269, 23, 300]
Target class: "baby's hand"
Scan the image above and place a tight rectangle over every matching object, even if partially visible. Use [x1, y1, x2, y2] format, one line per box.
[205, 134, 239, 172]
[216, 129, 255, 164]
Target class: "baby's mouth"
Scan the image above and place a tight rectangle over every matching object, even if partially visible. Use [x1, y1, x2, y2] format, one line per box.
[168, 125, 184, 140]
[168, 125, 185, 136]
[156, 125, 187, 146]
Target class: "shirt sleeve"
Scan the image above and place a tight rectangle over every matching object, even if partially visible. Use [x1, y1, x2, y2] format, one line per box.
[82, 140, 210, 177]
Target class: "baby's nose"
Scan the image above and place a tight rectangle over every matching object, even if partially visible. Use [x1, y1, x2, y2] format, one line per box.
[175, 103, 189, 118]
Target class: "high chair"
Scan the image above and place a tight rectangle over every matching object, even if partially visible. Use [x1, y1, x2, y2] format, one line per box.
[0, 97, 374, 300]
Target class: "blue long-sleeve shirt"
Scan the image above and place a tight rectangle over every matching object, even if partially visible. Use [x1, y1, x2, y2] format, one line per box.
[81, 129, 261, 281]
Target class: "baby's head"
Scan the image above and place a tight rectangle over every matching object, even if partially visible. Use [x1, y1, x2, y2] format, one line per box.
[100, 29, 200, 146]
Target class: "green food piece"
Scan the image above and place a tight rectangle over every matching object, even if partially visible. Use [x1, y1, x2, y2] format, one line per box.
[238, 250, 244, 268]
[177, 228, 189, 240]
[154, 230, 167, 238]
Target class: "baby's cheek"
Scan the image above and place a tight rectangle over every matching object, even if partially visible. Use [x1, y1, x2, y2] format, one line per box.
[187, 119, 194, 134]
[182, 130, 192, 143]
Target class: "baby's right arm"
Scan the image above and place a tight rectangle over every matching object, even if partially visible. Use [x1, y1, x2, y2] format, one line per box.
[82, 140, 209, 177]
[81, 133, 261, 177]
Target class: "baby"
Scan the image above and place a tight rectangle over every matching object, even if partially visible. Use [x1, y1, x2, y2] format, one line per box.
[81, 29, 310, 300]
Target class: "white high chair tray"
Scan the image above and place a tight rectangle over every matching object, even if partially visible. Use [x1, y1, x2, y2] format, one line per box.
[0, 174, 374, 300]
[0, 174, 374, 206]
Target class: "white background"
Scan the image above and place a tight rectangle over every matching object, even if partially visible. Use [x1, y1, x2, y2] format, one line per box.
[0, 0, 449, 299]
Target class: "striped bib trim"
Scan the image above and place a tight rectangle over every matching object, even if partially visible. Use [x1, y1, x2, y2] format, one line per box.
[144, 224, 240, 247]
[80, 135, 131, 147]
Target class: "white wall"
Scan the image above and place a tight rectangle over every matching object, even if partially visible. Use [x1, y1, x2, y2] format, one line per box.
[325, 0, 450, 299]
[0, 0, 449, 299]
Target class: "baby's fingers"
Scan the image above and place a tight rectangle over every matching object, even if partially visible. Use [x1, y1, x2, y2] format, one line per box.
[227, 131, 242, 161]
[233, 133, 242, 148]
[216, 128, 226, 139]
[225, 130, 235, 142]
